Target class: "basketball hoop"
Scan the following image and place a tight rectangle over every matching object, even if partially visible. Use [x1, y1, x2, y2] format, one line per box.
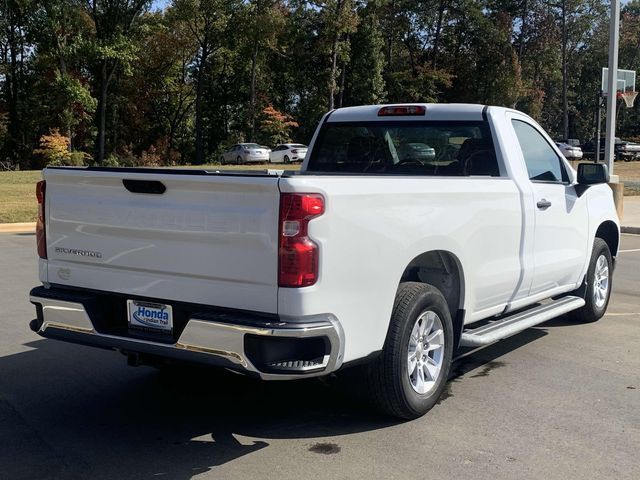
[618, 90, 638, 108]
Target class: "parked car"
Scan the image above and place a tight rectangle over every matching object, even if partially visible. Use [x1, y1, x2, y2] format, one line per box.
[30, 103, 619, 419]
[582, 137, 640, 161]
[397, 142, 436, 162]
[555, 142, 583, 160]
[220, 143, 269, 164]
[269, 144, 308, 163]
[618, 139, 640, 161]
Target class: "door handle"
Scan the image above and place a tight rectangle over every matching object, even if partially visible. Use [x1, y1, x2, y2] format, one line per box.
[536, 198, 552, 209]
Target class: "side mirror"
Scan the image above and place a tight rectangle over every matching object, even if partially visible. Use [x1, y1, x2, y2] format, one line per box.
[577, 162, 609, 185]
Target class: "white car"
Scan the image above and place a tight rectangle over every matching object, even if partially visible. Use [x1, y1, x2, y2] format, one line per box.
[220, 143, 269, 164]
[30, 104, 619, 420]
[269, 143, 308, 163]
[556, 142, 583, 160]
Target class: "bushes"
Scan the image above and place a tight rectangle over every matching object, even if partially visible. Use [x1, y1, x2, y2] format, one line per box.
[32, 130, 91, 168]
[32, 131, 183, 168]
[33, 130, 71, 168]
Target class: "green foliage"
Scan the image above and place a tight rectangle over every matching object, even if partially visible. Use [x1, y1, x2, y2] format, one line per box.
[2, 0, 640, 168]
[102, 154, 121, 167]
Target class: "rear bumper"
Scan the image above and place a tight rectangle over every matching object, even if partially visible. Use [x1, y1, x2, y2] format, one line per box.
[246, 154, 269, 162]
[29, 286, 344, 380]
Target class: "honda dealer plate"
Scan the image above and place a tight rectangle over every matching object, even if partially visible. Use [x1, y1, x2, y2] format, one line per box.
[127, 300, 173, 333]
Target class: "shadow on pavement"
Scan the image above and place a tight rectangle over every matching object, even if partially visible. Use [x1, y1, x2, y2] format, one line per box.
[0, 326, 548, 480]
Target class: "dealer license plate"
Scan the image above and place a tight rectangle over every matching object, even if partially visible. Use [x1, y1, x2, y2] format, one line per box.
[127, 300, 173, 333]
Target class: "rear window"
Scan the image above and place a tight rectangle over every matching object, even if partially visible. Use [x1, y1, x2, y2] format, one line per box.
[292, 144, 307, 148]
[306, 121, 499, 176]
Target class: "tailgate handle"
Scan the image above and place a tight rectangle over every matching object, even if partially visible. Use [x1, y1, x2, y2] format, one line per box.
[122, 179, 166, 194]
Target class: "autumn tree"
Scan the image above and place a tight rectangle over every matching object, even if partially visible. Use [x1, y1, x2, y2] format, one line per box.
[258, 105, 298, 146]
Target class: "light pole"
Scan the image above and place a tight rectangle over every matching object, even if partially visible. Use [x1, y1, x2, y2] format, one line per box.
[604, 0, 620, 176]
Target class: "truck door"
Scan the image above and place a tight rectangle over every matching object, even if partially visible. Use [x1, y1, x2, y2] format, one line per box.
[510, 118, 589, 296]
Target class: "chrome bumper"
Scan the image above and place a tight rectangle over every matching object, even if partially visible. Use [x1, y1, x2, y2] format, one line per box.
[30, 293, 344, 380]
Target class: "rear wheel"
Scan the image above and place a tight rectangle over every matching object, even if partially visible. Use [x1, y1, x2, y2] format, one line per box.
[236, 156, 242, 165]
[220, 156, 226, 165]
[569, 238, 612, 323]
[284, 155, 290, 164]
[367, 282, 453, 419]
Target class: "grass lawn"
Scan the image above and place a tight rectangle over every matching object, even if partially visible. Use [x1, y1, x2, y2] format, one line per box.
[0, 164, 301, 224]
[0, 170, 42, 223]
[1, 161, 639, 223]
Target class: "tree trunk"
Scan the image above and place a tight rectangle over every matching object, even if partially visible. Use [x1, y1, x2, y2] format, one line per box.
[5, 16, 21, 164]
[432, 0, 445, 68]
[249, 35, 259, 141]
[386, 0, 395, 67]
[328, 0, 344, 111]
[518, 0, 528, 60]
[194, 47, 209, 165]
[57, 55, 73, 148]
[337, 60, 347, 107]
[328, 38, 339, 110]
[95, 61, 108, 164]
[562, 0, 569, 140]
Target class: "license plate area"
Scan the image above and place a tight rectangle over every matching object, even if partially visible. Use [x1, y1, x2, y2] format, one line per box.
[127, 300, 173, 334]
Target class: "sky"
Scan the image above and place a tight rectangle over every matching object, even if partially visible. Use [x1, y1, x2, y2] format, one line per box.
[151, 0, 170, 11]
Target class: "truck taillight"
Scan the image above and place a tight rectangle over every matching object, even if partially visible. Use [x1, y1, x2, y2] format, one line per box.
[278, 193, 324, 287]
[36, 180, 47, 259]
[378, 105, 426, 116]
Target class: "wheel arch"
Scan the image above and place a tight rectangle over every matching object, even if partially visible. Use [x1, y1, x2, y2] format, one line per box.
[595, 220, 619, 257]
[398, 250, 466, 348]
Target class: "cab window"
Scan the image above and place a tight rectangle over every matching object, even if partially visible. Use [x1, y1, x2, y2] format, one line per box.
[512, 120, 568, 183]
[306, 121, 499, 176]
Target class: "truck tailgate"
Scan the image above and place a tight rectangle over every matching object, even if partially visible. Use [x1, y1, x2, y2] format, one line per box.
[43, 168, 281, 313]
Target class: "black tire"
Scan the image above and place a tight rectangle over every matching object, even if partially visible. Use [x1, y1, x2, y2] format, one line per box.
[284, 155, 290, 164]
[220, 156, 226, 165]
[236, 156, 242, 165]
[367, 282, 454, 419]
[569, 238, 613, 323]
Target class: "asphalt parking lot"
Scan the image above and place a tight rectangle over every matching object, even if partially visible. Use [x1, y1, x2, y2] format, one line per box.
[1, 233, 638, 480]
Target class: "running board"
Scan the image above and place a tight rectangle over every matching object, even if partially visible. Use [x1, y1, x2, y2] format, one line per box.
[459, 296, 585, 348]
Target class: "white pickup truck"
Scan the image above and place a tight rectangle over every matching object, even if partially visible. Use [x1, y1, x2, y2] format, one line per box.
[30, 104, 619, 419]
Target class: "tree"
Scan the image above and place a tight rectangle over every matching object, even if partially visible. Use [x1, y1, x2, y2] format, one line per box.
[258, 104, 298, 146]
[345, 5, 386, 105]
[83, 0, 151, 163]
[32, 0, 96, 148]
[0, 0, 32, 165]
[173, 0, 236, 163]
[312, 0, 358, 110]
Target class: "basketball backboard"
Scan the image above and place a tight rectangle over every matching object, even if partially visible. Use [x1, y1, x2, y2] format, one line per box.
[601, 68, 636, 94]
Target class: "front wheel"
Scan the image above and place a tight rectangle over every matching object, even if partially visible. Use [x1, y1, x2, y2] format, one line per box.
[367, 282, 453, 419]
[569, 238, 613, 323]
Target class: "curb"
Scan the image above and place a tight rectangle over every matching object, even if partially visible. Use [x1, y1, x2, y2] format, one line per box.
[621, 226, 640, 234]
[0, 222, 36, 233]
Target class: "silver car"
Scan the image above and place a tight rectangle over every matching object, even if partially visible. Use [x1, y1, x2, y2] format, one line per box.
[269, 143, 308, 163]
[220, 143, 270, 164]
[555, 142, 583, 160]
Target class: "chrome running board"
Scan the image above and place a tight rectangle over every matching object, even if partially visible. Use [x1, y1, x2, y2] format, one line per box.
[459, 296, 585, 348]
